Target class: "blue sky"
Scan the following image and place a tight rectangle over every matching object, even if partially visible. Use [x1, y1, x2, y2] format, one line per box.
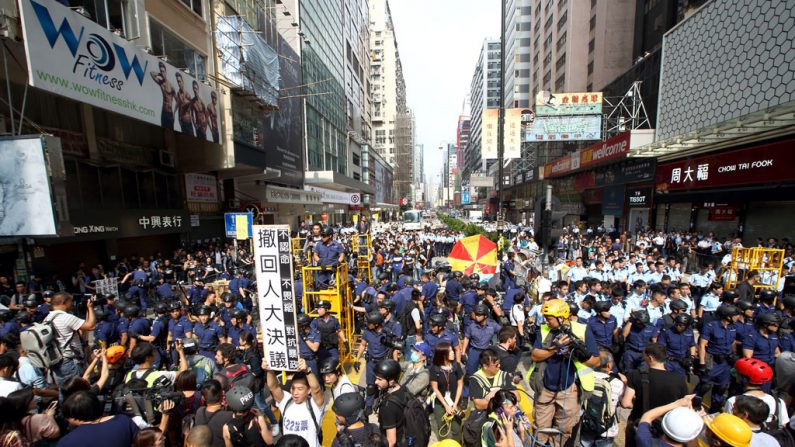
[389, 0, 500, 188]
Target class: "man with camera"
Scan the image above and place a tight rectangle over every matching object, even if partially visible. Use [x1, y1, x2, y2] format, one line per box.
[529, 298, 599, 446]
[45, 292, 97, 386]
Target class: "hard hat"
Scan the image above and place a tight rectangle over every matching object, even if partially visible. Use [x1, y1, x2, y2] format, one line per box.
[704, 413, 752, 447]
[226, 386, 255, 412]
[106, 345, 126, 364]
[168, 301, 182, 311]
[429, 313, 447, 327]
[319, 357, 340, 375]
[661, 407, 703, 443]
[593, 301, 611, 313]
[755, 312, 781, 327]
[734, 357, 773, 385]
[229, 308, 246, 320]
[123, 305, 141, 318]
[453, 271, 463, 278]
[378, 300, 396, 312]
[22, 297, 38, 308]
[721, 290, 739, 302]
[735, 300, 754, 312]
[673, 313, 693, 327]
[221, 293, 235, 303]
[473, 303, 490, 316]
[316, 300, 332, 310]
[541, 299, 570, 319]
[14, 311, 31, 325]
[374, 359, 401, 381]
[154, 302, 168, 314]
[630, 310, 650, 326]
[476, 281, 488, 291]
[716, 304, 740, 320]
[759, 289, 777, 303]
[469, 273, 480, 282]
[321, 227, 334, 237]
[197, 305, 213, 316]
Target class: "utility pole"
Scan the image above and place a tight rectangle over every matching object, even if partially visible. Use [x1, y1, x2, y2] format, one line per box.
[497, 0, 506, 229]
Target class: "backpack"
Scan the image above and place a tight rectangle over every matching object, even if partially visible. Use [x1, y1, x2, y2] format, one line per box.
[20, 316, 63, 369]
[399, 301, 420, 337]
[190, 356, 214, 388]
[463, 374, 501, 447]
[763, 426, 795, 447]
[581, 374, 618, 436]
[384, 392, 430, 447]
[222, 364, 260, 393]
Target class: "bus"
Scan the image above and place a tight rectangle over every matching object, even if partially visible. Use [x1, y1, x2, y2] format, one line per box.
[401, 210, 422, 231]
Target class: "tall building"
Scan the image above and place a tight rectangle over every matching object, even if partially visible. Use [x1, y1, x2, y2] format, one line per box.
[463, 39, 501, 181]
[456, 115, 471, 173]
[393, 109, 415, 203]
[504, 0, 533, 108]
[343, 0, 371, 183]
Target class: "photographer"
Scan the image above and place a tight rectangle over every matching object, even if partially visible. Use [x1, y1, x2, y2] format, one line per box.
[221, 386, 273, 447]
[331, 392, 379, 447]
[45, 292, 97, 387]
[529, 298, 599, 446]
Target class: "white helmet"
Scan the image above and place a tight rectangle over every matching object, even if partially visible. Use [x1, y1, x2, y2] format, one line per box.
[661, 407, 703, 442]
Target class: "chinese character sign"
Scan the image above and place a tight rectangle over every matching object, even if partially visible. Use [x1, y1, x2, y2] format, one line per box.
[481, 109, 499, 159]
[504, 109, 522, 159]
[253, 225, 300, 371]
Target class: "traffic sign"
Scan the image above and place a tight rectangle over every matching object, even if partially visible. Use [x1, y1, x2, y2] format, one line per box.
[224, 213, 253, 239]
[241, 201, 261, 220]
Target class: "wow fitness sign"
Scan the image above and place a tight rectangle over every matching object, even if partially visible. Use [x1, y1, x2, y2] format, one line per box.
[19, 0, 220, 142]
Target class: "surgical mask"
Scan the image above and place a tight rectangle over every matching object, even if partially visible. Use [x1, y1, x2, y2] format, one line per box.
[409, 352, 421, 363]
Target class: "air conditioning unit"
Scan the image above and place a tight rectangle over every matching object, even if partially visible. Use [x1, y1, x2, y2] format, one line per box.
[159, 150, 174, 167]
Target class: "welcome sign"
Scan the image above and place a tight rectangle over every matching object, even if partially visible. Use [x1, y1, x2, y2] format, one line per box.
[19, 0, 220, 142]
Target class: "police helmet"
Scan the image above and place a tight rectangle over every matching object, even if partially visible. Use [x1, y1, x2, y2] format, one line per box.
[783, 296, 795, 310]
[221, 293, 235, 304]
[760, 289, 777, 303]
[374, 359, 401, 381]
[378, 273, 390, 281]
[673, 313, 693, 327]
[0, 309, 11, 323]
[716, 304, 740, 320]
[93, 306, 108, 321]
[321, 227, 334, 238]
[386, 284, 400, 293]
[378, 300, 396, 312]
[316, 300, 332, 310]
[755, 312, 781, 327]
[469, 273, 480, 282]
[669, 299, 688, 311]
[226, 386, 255, 412]
[15, 311, 31, 325]
[630, 310, 650, 326]
[123, 305, 141, 318]
[453, 271, 464, 279]
[22, 297, 38, 308]
[197, 305, 213, 316]
[593, 300, 611, 313]
[568, 302, 580, 318]
[476, 282, 488, 291]
[154, 302, 168, 315]
[182, 337, 198, 354]
[473, 303, 490, 316]
[735, 300, 754, 312]
[297, 314, 312, 327]
[167, 301, 182, 312]
[319, 357, 341, 375]
[365, 311, 384, 325]
[42, 290, 55, 299]
[332, 392, 366, 424]
[721, 290, 739, 303]
[229, 308, 246, 320]
[429, 313, 448, 327]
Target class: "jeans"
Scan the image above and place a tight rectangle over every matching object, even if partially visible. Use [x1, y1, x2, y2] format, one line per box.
[52, 357, 85, 389]
[579, 430, 614, 447]
[255, 390, 278, 424]
[413, 266, 423, 282]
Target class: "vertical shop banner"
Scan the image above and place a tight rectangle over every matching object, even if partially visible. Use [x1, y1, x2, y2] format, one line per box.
[535, 92, 604, 116]
[19, 0, 220, 142]
[254, 225, 299, 371]
[504, 108, 522, 159]
[481, 109, 499, 159]
[224, 213, 253, 238]
[0, 136, 58, 236]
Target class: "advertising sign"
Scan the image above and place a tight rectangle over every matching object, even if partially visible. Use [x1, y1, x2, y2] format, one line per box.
[482, 109, 499, 159]
[524, 115, 602, 142]
[304, 186, 361, 205]
[710, 205, 737, 221]
[265, 185, 322, 205]
[504, 108, 522, 159]
[462, 191, 470, 205]
[253, 225, 300, 371]
[0, 136, 57, 236]
[627, 186, 653, 207]
[470, 174, 494, 188]
[602, 184, 625, 216]
[580, 132, 631, 166]
[184, 174, 218, 203]
[594, 159, 656, 187]
[374, 157, 394, 204]
[19, 0, 220, 142]
[656, 139, 795, 192]
[224, 213, 253, 239]
[535, 92, 603, 116]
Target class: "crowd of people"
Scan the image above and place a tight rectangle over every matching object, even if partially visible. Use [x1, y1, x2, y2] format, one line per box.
[0, 218, 794, 447]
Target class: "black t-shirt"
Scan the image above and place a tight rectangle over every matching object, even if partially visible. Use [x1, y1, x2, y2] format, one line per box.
[429, 364, 464, 402]
[331, 423, 380, 447]
[627, 368, 688, 420]
[495, 345, 520, 374]
[225, 414, 268, 447]
[378, 388, 408, 441]
[195, 407, 234, 447]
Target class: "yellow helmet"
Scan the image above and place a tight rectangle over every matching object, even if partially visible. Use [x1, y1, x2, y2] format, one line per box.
[430, 441, 461, 447]
[701, 413, 752, 447]
[541, 299, 570, 319]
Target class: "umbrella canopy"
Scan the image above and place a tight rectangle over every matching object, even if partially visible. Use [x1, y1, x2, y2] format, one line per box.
[448, 235, 498, 276]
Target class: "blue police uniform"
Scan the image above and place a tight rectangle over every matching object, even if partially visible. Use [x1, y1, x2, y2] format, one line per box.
[354, 281, 368, 299]
[502, 288, 527, 313]
[735, 319, 755, 341]
[425, 328, 460, 352]
[463, 319, 501, 376]
[742, 329, 779, 367]
[226, 323, 257, 347]
[294, 280, 304, 309]
[228, 277, 242, 295]
[754, 303, 778, 318]
[445, 278, 464, 302]
[103, 304, 119, 323]
[361, 328, 390, 408]
[130, 270, 149, 309]
[587, 315, 617, 350]
[421, 281, 439, 302]
[780, 317, 795, 352]
[460, 290, 480, 328]
[658, 327, 695, 376]
[391, 287, 413, 316]
[622, 323, 659, 371]
[298, 327, 321, 379]
[156, 283, 174, 299]
[218, 307, 233, 328]
[502, 261, 516, 289]
[193, 321, 223, 359]
[150, 315, 168, 369]
[168, 316, 193, 366]
[314, 240, 344, 287]
[36, 304, 50, 322]
[188, 286, 209, 305]
[697, 320, 739, 407]
[383, 317, 402, 339]
[117, 317, 130, 338]
[94, 320, 120, 346]
[311, 315, 341, 361]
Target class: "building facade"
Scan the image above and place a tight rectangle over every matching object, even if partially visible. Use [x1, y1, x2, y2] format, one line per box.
[463, 39, 501, 182]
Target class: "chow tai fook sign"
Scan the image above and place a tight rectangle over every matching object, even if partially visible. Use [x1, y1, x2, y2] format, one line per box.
[19, 0, 221, 142]
[253, 225, 300, 370]
[543, 132, 632, 178]
[656, 139, 795, 192]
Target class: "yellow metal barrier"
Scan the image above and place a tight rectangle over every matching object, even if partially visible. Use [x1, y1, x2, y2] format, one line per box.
[352, 233, 373, 283]
[301, 264, 356, 366]
[726, 247, 784, 291]
[291, 238, 306, 267]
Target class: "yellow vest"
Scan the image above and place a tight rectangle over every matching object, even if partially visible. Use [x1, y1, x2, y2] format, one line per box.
[527, 321, 595, 392]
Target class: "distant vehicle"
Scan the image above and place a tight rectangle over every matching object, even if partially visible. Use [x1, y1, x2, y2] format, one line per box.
[469, 210, 483, 222]
[402, 210, 422, 231]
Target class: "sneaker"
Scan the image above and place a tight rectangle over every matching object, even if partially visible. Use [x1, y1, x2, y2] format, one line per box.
[271, 425, 280, 437]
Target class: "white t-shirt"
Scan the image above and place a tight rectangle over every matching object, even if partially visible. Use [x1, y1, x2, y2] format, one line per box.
[510, 304, 525, 327]
[751, 431, 782, 447]
[724, 392, 789, 427]
[332, 375, 358, 400]
[0, 378, 23, 398]
[277, 392, 325, 447]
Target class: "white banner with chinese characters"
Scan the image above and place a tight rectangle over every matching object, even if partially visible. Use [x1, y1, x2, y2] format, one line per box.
[94, 277, 119, 299]
[253, 225, 300, 371]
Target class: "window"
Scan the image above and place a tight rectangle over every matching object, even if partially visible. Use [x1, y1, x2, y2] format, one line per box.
[557, 11, 567, 30]
[353, 152, 361, 166]
[587, 61, 594, 74]
[556, 53, 566, 70]
[557, 32, 567, 51]
[590, 16, 596, 31]
[353, 172, 361, 181]
[555, 74, 565, 91]
[588, 38, 595, 53]
[591, 0, 597, 7]
[179, 0, 202, 17]
[72, 0, 129, 36]
[150, 20, 207, 80]
[544, 14, 553, 30]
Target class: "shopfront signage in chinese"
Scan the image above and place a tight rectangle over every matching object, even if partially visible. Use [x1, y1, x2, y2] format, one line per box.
[710, 206, 737, 221]
[185, 174, 218, 204]
[535, 91, 603, 116]
[656, 139, 795, 192]
[304, 186, 361, 205]
[68, 209, 189, 241]
[253, 225, 299, 371]
[482, 109, 499, 159]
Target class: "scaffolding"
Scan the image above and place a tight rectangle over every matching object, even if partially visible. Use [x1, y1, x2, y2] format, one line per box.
[725, 247, 785, 290]
[301, 264, 356, 365]
[352, 233, 373, 283]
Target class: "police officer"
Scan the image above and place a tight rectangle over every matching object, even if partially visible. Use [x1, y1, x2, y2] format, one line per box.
[742, 312, 780, 391]
[779, 296, 795, 352]
[658, 313, 696, 377]
[193, 305, 223, 359]
[462, 303, 501, 377]
[755, 289, 778, 317]
[126, 304, 151, 351]
[656, 299, 689, 332]
[0, 310, 17, 338]
[15, 310, 32, 333]
[21, 296, 43, 324]
[226, 308, 256, 347]
[228, 269, 249, 298]
[187, 280, 209, 305]
[459, 281, 481, 330]
[37, 290, 53, 321]
[621, 310, 659, 371]
[353, 311, 391, 411]
[297, 313, 321, 379]
[217, 292, 237, 328]
[695, 304, 741, 409]
[93, 305, 120, 346]
[378, 300, 403, 346]
[445, 271, 464, 303]
[424, 312, 461, 363]
[735, 300, 756, 342]
[588, 300, 618, 354]
[312, 300, 344, 362]
[167, 302, 192, 366]
[390, 278, 415, 317]
[420, 272, 439, 306]
[699, 282, 723, 326]
[155, 278, 174, 301]
[150, 302, 169, 369]
[502, 252, 517, 290]
[125, 266, 149, 309]
[314, 227, 345, 288]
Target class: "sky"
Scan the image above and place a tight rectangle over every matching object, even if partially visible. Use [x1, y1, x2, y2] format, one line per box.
[389, 0, 500, 191]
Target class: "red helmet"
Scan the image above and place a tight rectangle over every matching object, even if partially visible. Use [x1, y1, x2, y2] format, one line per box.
[734, 358, 773, 385]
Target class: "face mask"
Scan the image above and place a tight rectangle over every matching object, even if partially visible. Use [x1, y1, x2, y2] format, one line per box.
[409, 352, 421, 363]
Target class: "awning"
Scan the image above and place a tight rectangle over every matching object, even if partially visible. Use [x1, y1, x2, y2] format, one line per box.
[303, 170, 375, 195]
[372, 202, 399, 210]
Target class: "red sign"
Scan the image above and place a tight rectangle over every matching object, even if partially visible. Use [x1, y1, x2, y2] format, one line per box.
[710, 206, 737, 221]
[574, 171, 595, 190]
[543, 132, 631, 178]
[544, 155, 572, 178]
[656, 138, 795, 191]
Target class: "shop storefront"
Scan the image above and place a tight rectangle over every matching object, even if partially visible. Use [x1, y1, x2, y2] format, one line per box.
[654, 137, 795, 242]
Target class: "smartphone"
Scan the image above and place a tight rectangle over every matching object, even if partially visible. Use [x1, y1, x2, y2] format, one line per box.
[691, 395, 703, 412]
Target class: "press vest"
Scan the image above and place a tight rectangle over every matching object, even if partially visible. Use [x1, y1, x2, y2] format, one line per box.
[527, 321, 595, 392]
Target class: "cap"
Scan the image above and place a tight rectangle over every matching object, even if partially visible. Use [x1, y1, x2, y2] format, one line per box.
[413, 342, 433, 358]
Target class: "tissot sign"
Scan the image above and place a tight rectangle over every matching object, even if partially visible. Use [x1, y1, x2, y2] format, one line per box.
[656, 139, 795, 191]
[19, 0, 220, 141]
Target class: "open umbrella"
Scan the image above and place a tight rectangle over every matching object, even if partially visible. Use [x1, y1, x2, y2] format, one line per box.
[448, 235, 498, 278]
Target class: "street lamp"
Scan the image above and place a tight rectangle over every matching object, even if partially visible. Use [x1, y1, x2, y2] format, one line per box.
[497, 0, 506, 225]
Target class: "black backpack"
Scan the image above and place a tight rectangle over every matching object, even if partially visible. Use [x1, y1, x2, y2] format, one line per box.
[763, 427, 795, 447]
[581, 374, 618, 436]
[384, 392, 430, 447]
[399, 300, 420, 337]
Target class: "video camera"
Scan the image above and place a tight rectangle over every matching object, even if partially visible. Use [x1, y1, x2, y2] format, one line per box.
[380, 333, 404, 350]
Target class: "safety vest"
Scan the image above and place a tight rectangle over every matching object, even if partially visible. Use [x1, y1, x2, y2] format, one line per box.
[471, 368, 507, 395]
[527, 321, 595, 392]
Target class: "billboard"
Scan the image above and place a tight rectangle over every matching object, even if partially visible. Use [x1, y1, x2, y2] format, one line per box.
[304, 186, 361, 205]
[504, 108, 522, 159]
[523, 115, 602, 142]
[19, 0, 220, 142]
[0, 136, 57, 236]
[374, 157, 394, 204]
[470, 174, 494, 188]
[535, 92, 603, 116]
[481, 109, 498, 159]
[184, 174, 218, 204]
